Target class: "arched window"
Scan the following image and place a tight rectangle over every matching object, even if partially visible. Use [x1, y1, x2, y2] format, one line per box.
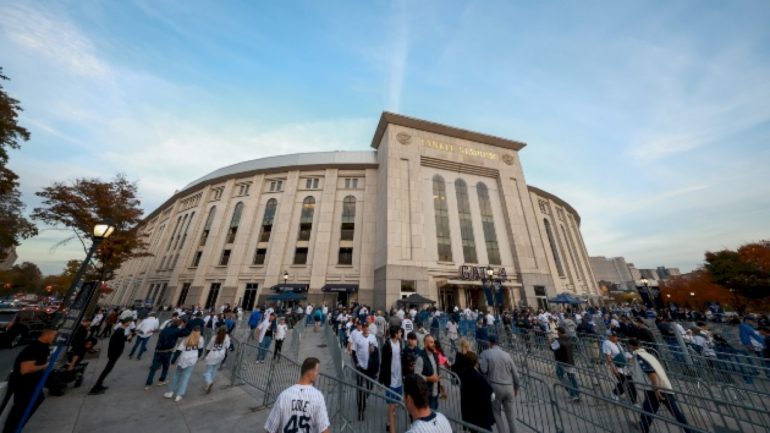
[200, 206, 216, 246]
[561, 224, 583, 281]
[432, 175, 452, 262]
[477, 182, 501, 265]
[179, 211, 194, 250]
[226, 202, 244, 243]
[258, 199, 278, 243]
[455, 179, 477, 263]
[168, 215, 183, 250]
[173, 214, 188, 250]
[544, 218, 564, 277]
[297, 196, 315, 241]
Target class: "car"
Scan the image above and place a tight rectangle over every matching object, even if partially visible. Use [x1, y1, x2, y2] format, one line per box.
[0, 308, 54, 348]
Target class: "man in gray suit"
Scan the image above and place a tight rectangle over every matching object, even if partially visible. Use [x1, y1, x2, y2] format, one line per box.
[479, 335, 520, 433]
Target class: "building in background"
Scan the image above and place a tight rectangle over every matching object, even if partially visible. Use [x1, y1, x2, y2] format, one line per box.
[588, 256, 635, 291]
[106, 112, 599, 311]
[0, 247, 17, 271]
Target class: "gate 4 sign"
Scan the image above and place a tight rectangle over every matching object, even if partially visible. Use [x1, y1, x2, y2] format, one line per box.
[458, 265, 508, 281]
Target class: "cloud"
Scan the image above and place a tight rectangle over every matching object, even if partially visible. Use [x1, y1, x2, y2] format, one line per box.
[385, 0, 409, 111]
[0, 3, 110, 78]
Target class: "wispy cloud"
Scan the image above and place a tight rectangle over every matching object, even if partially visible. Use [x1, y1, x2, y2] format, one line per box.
[385, 0, 409, 111]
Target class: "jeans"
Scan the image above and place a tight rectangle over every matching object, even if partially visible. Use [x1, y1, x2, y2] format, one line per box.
[274, 339, 284, 359]
[556, 364, 580, 398]
[257, 336, 272, 361]
[203, 362, 221, 385]
[169, 365, 194, 397]
[146, 351, 172, 385]
[639, 391, 694, 433]
[129, 336, 150, 359]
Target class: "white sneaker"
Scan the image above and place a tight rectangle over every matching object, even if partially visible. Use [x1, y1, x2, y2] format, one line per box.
[144, 385, 151, 391]
[163, 392, 174, 399]
[174, 395, 183, 402]
[610, 394, 620, 402]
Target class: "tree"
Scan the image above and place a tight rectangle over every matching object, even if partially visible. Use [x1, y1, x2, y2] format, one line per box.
[32, 174, 149, 280]
[41, 259, 84, 297]
[0, 68, 37, 257]
[705, 240, 770, 299]
[0, 261, 43, 294]
[661, 269, 739, 309]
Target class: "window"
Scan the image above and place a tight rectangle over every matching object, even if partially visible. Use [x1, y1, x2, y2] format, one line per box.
[269, 180, 284, 192]
[340, 195, 356, 241]
[159, 256, 167, 270]
[156, 283, 168, 306]
[219, 249, 231, 266]
[297, 196, 315, 241]
[170, 254, 179, 270]
[205, 283, 221, 310]
[338, 247, 353, 265]
[344, 178, 359, 189]
[543, 218, 565, 277]
[561, 224, 582, 281]
[432, 175, 452, 262]
[226, 202, 244, 243]
[534, 285, 549, 311]
[192, 251, 202, 267]
[477, 182, 501, 265]
[253, 248, 267, 265]
[172, 214, 188, 250]
[455, 179, 477, 263]
[293, 247, 308, 265]
[178, 211, 194, 250]
[177, 283, 191, 307]
[200, 206, 216, 246]
[305, 178, 320, 189]
[212, 187, 224, 200]
[259, 199, 278, 242]
[168, 216, 182, 251]
[237, 183, 250, 196]
[242, 283, 258, 311]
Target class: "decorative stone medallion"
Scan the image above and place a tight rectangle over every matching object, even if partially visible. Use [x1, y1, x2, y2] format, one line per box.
[396, 132, 411, 145]
[502, 153, 515, 165]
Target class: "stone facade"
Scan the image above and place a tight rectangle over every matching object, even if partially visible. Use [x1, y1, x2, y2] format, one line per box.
[106, 113, 599, 311]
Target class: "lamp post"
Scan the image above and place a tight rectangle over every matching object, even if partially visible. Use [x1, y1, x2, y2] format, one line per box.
[283, 270, 289, 284]
[17, 220, 115, 433]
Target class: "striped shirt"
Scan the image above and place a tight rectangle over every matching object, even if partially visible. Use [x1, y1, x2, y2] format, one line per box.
[405, 411, 452, 433]
[264, 384, 330, 433]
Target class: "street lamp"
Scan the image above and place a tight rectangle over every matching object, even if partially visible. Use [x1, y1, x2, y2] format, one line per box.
[689, 292, 695, 297]
[64, 220, 117, 306]
[283, 271, 289, 283]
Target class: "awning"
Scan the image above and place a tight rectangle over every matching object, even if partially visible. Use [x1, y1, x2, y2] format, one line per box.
[266, 292, 307, 302]
[397, 293, 436, 305]
[271, 283, 309, 293]
[321, 284, 358, 293]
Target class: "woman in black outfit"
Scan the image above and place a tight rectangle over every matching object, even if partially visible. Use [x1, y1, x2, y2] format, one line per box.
[459, 351, 495, 433]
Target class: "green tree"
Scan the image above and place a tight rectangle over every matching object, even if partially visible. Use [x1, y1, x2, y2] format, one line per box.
[705, 240, 770, 299]
[0, 261, 43, 294]
[41, 259, 84, 296]
[32, 174, 149, 280]
[0, 68, 37, 257]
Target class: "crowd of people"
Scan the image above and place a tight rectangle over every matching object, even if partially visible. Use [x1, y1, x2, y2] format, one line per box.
[4, 298, 769, 433]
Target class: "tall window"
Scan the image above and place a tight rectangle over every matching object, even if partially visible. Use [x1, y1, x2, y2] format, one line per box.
[432, 175, 452, 262]
[242, 283, 258, 311]
[200, 206, 216, 246]
[219, 249, 231, 266]
[297, 196, 315, 241]
[205, 283, 221, 310]
[561, 225, 582, 280]
[259, 199, 277, 242]
[191, 251, 202, 267]
[168, 216, 182, 250]
[477, 182, 501, 265]
[177, 282, 191, 307]
[340, 196, 356, 241]
[226, 202, 244, 243]
[179, 211, 194, 250]
[544, 218, 565, 277]
[173, 214, 188, 250]
[455, 179, 477, 263]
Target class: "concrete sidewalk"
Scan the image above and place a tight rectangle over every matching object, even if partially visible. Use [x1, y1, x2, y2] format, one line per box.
[17, 324, 270, 433]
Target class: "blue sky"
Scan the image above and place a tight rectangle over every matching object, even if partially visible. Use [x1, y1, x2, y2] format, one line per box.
[1, 0, 769, 275]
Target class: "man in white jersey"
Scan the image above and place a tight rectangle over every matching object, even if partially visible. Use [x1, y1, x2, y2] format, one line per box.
[401, 317, 414, 341]
[265, 357, 330, 433]
[403, 374, 452, 433]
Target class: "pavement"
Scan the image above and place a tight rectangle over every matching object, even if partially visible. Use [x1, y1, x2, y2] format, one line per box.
[0, 322, 274, 433]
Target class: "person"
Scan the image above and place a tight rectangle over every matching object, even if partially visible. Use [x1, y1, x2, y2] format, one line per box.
[129, 312, 159, 360]
[305, 304, 314, 326]
[602, 331, 637, 404]
[164, 327, 204, 402]
[402, 315, 414, 341]
[379, 326, 404, 433]
[313, 307, 323, 332]
[451, 338, 473, 378]
[739, 317, 765, 357]
[414, 335, 441, 410]
[203, 327, 230, 393]
[446, 317, 459, 353]
[3, 328, 57, 433]
[264, 357, 330, 433]
[479, 335, 519, 433]
[256, 313, 277, 363]
[628, 339, 695, 433]
[375, 310, 388, 348]
[349, 321, 378, 420]
[402, 332, 422, 375]
[403, 374, 452, 433]
[90, 310, 104, 338]
[145, 318, 190, 389]
[274, 317, 288, 360]
[90, 318, 132, 395]
[248, 308, 263, 340]
[100, 308, 119, 338]
[475, 319, 489, 352]
[459, 351, 495, 433]
[550, 326, 580, 401]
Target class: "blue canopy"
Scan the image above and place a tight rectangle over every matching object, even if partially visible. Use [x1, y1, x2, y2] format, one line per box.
[548, 293, 586, 305]
[266, 292, 307, 302]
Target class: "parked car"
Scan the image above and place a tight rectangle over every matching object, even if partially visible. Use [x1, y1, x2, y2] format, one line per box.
[0, 308, 54, 348]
